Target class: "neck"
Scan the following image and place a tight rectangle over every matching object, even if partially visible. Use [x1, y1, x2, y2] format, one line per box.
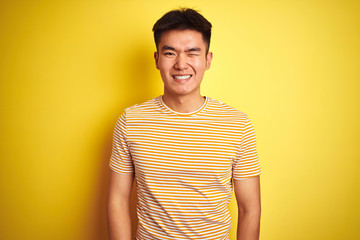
[162, 94, 205, 113]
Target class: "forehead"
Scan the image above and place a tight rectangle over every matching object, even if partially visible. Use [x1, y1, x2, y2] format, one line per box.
[159, 29, 206, 51]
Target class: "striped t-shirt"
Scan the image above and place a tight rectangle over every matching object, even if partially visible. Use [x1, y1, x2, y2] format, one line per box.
[109, 96, 261, 240]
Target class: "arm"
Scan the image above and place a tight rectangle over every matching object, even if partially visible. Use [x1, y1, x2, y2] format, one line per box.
[107, 170, 134, 240]
[234, 175, 261, 240]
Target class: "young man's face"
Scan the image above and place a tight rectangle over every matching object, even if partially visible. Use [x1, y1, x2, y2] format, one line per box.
[154, 29, 213, 99]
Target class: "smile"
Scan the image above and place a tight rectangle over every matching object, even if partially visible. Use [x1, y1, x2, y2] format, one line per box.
[173, 75, 192, 80]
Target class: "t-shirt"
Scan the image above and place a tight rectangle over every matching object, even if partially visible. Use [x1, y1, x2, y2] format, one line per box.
[109, 96, 261, 240]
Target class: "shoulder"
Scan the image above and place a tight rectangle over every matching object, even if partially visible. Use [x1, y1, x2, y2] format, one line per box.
[123, 96, 161, 117]
[206, 97, 249, 119]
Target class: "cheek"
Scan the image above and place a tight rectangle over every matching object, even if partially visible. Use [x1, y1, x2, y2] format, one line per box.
[192, 58, 207, 68]
[158, 60, 173, 71]
[193, 62, 207, 73]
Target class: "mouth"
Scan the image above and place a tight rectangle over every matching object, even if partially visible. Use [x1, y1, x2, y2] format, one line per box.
[173, 75, 192, 81]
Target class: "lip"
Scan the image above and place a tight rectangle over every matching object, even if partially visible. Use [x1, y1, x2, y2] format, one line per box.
[172, 74, 192, 82]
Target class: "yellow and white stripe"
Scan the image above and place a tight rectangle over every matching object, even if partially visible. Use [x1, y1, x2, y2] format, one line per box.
[110, 96, 261, 240]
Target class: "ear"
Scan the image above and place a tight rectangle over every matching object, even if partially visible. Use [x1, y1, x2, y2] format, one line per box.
[154, 52, 159, 69]
[205, 52, 213, 70]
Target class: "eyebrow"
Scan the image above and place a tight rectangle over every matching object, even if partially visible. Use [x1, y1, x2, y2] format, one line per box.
[185, 48, 201, 52]
[161, 45, 176, 51]
[161, 45, 202, 52]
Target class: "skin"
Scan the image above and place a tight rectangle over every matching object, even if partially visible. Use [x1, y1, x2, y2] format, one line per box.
[107, 29, 261, 240]
[154, 29, 213, 113]
[234, 176, 261, 240]
[107, 172, 134, 240]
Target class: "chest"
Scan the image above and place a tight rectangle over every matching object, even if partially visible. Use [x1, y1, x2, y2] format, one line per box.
[126, 118, 243, 178]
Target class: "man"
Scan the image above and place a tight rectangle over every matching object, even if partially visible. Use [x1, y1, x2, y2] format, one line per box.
[108, 8, 261, 240]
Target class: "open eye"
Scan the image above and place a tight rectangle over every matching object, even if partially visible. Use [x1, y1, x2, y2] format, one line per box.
[164, 52, 175, 56]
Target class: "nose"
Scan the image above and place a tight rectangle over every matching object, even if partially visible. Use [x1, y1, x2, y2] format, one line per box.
[174, 53, 188, 70]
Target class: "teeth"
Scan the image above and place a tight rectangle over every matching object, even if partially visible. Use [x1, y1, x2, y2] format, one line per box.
[174, 75, 191, 80]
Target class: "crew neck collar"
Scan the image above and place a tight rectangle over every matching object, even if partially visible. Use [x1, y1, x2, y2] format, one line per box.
[159, 95, 208, 115]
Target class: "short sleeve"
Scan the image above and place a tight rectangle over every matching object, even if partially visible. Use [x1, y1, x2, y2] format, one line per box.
[233, 115, 261, 180]
[109, 111, 134, 174]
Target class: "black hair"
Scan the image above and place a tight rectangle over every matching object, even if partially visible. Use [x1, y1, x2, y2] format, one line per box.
[152, 8, 212, 53]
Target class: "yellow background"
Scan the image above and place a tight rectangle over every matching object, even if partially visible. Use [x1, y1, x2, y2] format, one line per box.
[1, 0, 359, 239]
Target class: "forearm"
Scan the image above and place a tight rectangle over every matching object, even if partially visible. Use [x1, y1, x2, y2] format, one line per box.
[107, 200, 132, 240]
[236, 208, 261, 240]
